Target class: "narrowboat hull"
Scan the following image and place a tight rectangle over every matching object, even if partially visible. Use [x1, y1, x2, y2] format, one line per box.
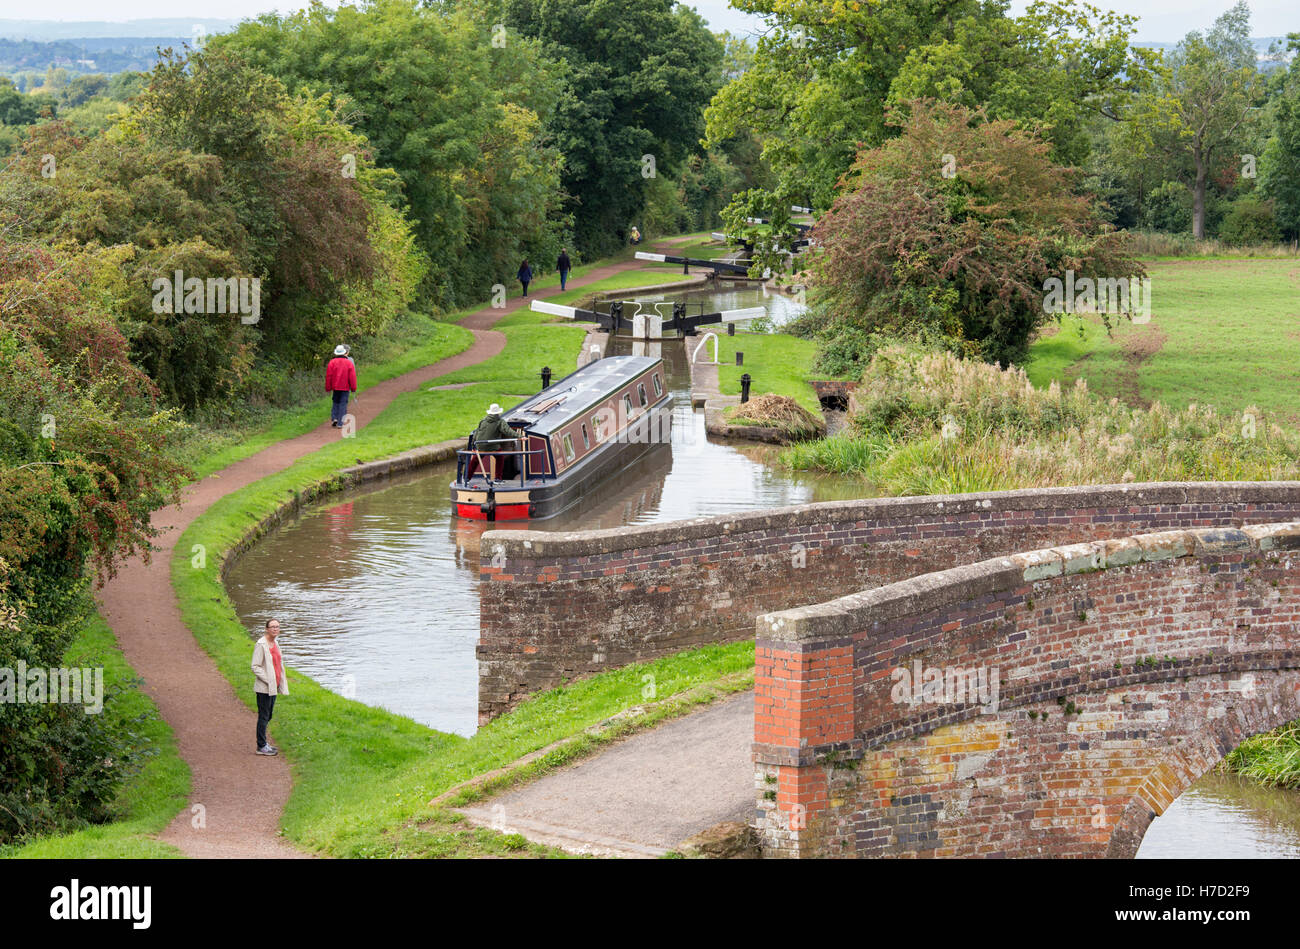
[451, 398, 673, 521]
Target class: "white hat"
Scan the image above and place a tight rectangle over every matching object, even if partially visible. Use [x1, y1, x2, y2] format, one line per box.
[334, 344, 348, 356]
[488, 403, 503, 415]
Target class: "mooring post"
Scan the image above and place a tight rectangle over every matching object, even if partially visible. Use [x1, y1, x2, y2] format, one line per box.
[736, 352, 743, 366]
[727, 322, 735, 336]
[541, 366, 552, 389]
[741, 372, 752, 403]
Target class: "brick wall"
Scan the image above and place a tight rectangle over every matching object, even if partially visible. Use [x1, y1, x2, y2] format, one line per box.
[477, 482, 1300, 723]
[753, 522, 1300, 857]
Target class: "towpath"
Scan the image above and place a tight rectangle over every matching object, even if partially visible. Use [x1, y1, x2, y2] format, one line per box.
[458, 692, 756, 858]
[97, 245, 685, 858]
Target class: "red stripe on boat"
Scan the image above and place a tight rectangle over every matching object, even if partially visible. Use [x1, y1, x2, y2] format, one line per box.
[455, 502, 531, 521]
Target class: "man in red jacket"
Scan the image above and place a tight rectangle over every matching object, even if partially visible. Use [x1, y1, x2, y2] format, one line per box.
[326, 344, 357, 428]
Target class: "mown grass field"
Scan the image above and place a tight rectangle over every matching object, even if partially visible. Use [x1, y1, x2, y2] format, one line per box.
[715, 331, 826, 414]
[1026, 258, 1300, 422]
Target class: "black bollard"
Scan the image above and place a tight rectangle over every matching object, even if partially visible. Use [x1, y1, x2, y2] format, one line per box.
[740, 372, 751, 404]
[736, 352, 744, 366]
[541, 366, 552, 389]
[727, 322, 735, 336]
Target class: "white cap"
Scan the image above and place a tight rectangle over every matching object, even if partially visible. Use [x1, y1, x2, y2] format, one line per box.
[334, 345, 348, 356]
[488, 403, 503, 415]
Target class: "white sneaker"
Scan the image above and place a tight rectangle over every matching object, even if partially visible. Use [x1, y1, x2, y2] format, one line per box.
[256, 745, 278, 756]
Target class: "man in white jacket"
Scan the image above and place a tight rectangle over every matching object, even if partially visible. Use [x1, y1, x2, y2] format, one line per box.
[251, 619, 289, 756]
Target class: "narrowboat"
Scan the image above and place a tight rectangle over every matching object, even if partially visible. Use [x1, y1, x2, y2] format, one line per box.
[451, 355, 672, 521]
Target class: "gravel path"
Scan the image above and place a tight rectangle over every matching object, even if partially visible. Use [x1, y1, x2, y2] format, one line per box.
[459, 692, 756, 858]
[97, 253, 663, 858]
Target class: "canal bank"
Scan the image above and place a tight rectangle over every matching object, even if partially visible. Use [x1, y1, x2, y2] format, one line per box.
[10, 238, 722, 860]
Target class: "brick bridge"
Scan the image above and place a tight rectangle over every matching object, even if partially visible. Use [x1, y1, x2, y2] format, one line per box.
[480, 482, 1300, 856]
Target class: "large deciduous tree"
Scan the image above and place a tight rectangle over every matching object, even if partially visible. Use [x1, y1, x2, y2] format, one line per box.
[1123, 2, 1264, 239]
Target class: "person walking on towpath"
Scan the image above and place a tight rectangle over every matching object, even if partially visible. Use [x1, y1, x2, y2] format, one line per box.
[473, 403, 522, 480]
[326, 344, 357, 428]
[556, 248, 571, 291]
[517, 260, 533, 297]
[252, 619, 289, 756]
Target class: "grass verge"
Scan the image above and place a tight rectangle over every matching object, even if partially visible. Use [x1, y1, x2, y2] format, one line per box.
[715, 332, 826, 414]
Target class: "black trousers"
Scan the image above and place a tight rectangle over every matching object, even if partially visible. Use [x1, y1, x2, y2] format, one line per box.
[256, 692, 276, 748]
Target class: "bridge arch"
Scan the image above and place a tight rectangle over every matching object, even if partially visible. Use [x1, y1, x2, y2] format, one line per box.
[753, 523, 1300, 858]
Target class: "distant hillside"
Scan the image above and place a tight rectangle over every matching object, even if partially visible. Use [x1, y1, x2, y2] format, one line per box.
[0, 37, 197, 77]
[0, 19, 237, 41]
[1136, 36, 1294, 68]
[0, 19, 242, 79]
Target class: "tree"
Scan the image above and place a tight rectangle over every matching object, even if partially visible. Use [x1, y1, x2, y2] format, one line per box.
[887, 1, 1157, 167]
[705, 0, 1152, 274]
[493, 0, 725, 257]
[0, 231, 189, 843]
[1124, 2, 1264, 239]
[1261, 34, 1300, 240]
[804, 100, 1142, 371]
[217, 0, 561, 306]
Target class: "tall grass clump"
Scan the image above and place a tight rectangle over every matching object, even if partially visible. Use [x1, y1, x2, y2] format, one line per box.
[1222, 721, 1300, 789]
[781, 343, 1300, 495]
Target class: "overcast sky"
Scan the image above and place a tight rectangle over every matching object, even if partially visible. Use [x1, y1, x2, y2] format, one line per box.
[5, 0, 1296, 43]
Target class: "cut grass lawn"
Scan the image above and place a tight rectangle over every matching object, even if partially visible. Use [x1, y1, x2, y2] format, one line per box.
[1025, 258, 1300, 422]
[1, 614, 188, 859]
[714, 331, 828, 415]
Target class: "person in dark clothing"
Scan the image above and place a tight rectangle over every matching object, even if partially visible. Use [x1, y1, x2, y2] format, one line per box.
[325, 344, 358, 428]
[473, 403, 521, 480]
[556, 249, 571, 291]
[517, 260, 533, 297]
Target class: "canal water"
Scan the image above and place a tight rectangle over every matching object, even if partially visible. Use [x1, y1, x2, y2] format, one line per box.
[629, 279, 806, 328]
[223, 285, 1300, 857]
[1137, 773, 1300, 858]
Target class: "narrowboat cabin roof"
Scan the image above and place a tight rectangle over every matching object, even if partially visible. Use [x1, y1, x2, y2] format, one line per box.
[504, 356, 662, 437]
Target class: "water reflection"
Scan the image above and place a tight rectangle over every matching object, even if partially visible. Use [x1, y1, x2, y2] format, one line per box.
[631, 280, 806, 329]
[1137, 772, 1300, 858]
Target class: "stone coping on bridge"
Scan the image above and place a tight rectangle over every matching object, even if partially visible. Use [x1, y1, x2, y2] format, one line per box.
[481, 481, 1300, 559]
[755, 521, 1300, 649]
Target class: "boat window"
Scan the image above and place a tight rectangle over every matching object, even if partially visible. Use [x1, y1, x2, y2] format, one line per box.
[562, 433, 576, 463]
[623, 394, 634, 419]
[638, 384, 648, 407]
[652, 374, 662, 397]
[581, 424, 590, 450]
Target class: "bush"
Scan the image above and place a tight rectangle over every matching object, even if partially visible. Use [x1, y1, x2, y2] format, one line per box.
[1217, 196, 1282, 246]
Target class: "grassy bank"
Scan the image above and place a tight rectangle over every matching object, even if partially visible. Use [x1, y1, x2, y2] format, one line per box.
[177, 314, 475, 481]
[715, 331, 825, 414]
[782, 344, 1300, 495]
[1, 614, 188, 859]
